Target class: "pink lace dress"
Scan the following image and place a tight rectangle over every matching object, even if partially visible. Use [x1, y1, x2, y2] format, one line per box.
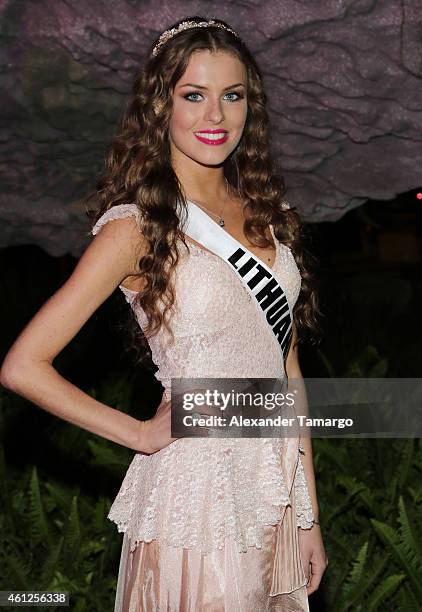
[91, 203, 315, 612]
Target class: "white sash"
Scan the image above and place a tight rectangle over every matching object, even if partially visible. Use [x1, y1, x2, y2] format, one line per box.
[183, 200, 293, 368]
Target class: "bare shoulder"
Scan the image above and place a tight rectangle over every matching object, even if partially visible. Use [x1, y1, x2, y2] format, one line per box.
[0, 213, 149, 377]
[89, 212, 147, 279]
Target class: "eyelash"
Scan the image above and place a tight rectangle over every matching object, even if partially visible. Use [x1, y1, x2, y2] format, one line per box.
[183, 91, 244, 103]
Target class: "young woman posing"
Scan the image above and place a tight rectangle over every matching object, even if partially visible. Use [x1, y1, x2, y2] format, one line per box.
[1, 16, 327, 612]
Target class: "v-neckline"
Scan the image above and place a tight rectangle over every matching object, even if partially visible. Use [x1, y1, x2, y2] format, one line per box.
[185, 199, 278, 272]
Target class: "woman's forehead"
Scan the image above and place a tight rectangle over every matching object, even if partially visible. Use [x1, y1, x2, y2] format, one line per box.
[179, 50, 247, 85]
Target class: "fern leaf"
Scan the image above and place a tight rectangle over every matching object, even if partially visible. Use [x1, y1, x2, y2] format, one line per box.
[344, 555, 390, 609]
[397, 495, 422, 564]
[397, 439, 415, 492]
[87, 440, 130, 468]
[366, 574, 405, 611]
[397, 582, 422, 612]
[5, 552, 31, 590]
[344, 541, 368, 595]
[371, 519, 422, 599]
[41, 535, 64, 587]
[44, 480, 75, 512]
[315, 441, 349, 472]
[28, 466, 51, 546]
[63, 496, 81, 559]
[339, 543, 390, 609]
[91, 497, 108, 534]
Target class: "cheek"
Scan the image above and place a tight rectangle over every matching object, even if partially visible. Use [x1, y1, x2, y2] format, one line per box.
[225, 102, 248, 130]
[170, 101, 198, 133]
[237, 102, 248, 128]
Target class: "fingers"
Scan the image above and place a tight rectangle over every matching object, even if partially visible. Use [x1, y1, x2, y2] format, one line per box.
[306, 556, 328, 596]
[155, 399, 172, 420]
[157, 399, 183, 446]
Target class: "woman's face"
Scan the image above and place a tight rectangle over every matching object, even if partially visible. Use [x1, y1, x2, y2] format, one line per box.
[169, 49, 248, 168]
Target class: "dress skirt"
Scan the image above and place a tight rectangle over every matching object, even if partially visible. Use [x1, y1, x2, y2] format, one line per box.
[113, 482, 310, 612]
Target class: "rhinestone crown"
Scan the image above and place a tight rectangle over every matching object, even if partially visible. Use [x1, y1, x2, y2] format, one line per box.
[152, 20, 240, 58]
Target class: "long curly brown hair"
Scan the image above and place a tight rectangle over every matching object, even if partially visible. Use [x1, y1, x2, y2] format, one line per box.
[85, 15, 323, 369]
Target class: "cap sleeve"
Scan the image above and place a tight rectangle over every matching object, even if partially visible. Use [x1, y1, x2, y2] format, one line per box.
[91, 203, 142, 236]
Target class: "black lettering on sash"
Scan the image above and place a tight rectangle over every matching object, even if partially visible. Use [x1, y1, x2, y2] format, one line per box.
[237, 257, 256, 277]
[223, 243, 293, 363]
[273, 317, 291, 345]
[247, 264, 271, 290]
[228, 248, 246, 268]
[266, 297, 289, 325]
[255, 278, 283, 310]
[281, 327, 293, 358]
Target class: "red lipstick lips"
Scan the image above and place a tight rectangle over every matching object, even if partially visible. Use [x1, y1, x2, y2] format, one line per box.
[194, 129, 229, 146]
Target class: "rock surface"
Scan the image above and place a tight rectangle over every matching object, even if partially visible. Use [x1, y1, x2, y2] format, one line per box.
[1, 0, 421, 256]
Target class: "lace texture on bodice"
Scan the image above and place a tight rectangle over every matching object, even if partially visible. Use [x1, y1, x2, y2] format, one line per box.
[91, 203, 315, 553]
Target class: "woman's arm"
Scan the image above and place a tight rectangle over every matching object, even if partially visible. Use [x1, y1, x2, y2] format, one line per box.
[285, 322, 319, 521]
[286, 323, 328, 595]
[0, 215, 150, 452]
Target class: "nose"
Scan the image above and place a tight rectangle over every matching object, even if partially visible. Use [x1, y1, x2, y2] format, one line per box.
[204, 96, 224, 124]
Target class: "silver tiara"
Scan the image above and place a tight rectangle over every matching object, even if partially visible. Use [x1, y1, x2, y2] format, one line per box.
[152, 20, 240, 58]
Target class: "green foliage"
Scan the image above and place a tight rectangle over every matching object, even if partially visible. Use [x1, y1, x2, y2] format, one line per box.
[0, 377, 134, 611]
[314, 436, 422, 610]
[366, 574, 407, 612]
[371, 498, 422, 600]
[0, 349, 421, 611]
[0, 454, 120, 611]
[28, 466, 53, 546]
[311, 344, 422, 609]
[317, 344, 388, 378]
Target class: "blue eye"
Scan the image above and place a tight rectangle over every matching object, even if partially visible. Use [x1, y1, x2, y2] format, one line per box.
[225, 92, 244, 102]
[183, 91, 244, 102]
[184, 92, 202, 102]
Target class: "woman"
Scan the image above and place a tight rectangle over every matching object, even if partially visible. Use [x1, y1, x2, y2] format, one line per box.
[0, 16, 328, 612]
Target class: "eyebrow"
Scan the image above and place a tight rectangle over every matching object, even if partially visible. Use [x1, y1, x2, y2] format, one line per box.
[178, 82, 245, 90]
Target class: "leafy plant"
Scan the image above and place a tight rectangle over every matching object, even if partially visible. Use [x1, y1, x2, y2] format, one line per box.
[1, 348, 421, 611]
[317, 344, 388, 378]
[314, 436, 422, 610]
[0, 453, 120, 611]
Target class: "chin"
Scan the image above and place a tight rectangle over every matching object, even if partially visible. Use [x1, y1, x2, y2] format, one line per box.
[196, 155, 230, 167]
[199, 145, 238, 161]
